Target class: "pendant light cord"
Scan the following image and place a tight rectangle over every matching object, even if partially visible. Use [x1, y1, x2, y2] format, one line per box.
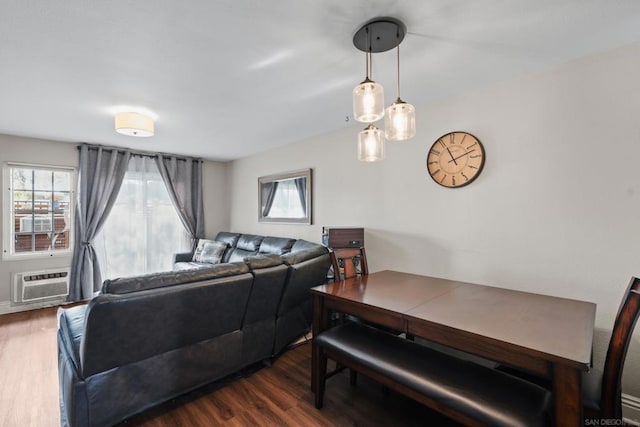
[366, 26, 372, 80]
[396, 25, 401, 100]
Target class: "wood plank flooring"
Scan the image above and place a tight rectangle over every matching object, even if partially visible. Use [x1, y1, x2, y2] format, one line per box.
[0, 306, 460, 427]
[0, 307, 60, 427]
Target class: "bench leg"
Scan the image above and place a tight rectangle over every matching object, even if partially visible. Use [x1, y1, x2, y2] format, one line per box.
[350, 368, 358, 386]
[312, 342, 327, 409]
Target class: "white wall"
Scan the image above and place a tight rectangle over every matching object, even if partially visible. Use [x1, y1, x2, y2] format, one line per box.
[0, 135, 230, 309]
[0, 135, 77, 306]
[202, 160, 231, 239]
[228, 43, 640, 399]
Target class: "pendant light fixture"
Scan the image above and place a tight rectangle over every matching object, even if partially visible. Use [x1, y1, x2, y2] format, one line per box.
[357, 124, 385, 162]
[352, 17, 414, 161]
[385, 36, 416, 141]
[352, 49, 384, 123]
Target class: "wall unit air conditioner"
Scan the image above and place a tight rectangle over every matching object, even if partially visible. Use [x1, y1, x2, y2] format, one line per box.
[12, 268, 70, 303]
[19, 217, 53, 232]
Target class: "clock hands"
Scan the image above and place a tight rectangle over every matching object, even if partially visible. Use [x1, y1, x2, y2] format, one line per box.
[445, 147, 458, 166]
[447, 149, 475, 163]
[428, 132, 484, 188]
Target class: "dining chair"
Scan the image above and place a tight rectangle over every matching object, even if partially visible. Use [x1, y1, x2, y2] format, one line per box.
[328, 247, 419, 386]
[330, 247, 368, 281]
[328, 247, 369, 385]
[498, 276, 640, 421]
[329, 247, 410, 336]
[584, 276, 640, 420]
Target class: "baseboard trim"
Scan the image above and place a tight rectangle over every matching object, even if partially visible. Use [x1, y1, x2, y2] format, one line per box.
[623, 393, 640, 425]
[0, 299, 70, 315]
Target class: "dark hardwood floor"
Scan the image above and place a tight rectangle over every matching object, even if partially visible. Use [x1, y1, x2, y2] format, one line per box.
[0, 306, 460, 426]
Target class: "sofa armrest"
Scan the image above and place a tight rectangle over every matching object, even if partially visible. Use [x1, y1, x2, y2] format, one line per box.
[57, 305, 88, 376]
[173, 251, 194, 264]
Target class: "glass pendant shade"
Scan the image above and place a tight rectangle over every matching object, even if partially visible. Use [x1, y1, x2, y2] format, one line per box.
[357, 124, 385, 162]
[353, 78, 385, 123]
[384, 98, 416, 141]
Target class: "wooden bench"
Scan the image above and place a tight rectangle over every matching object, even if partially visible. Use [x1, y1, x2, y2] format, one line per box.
[313, 322, 551, 427]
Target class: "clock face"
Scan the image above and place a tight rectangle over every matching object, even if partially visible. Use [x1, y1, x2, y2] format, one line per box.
[426, 132, 485, 188]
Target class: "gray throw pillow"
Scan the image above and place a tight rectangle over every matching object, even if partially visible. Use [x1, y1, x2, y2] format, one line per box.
[193, 239, 227, 264]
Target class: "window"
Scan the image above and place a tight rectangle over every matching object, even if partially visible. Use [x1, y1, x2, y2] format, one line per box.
[94, 155, 190, 279]
[3, 163, 75, 259]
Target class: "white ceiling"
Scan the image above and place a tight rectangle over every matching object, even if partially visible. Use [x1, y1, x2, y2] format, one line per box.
[1, 1, 639, 161]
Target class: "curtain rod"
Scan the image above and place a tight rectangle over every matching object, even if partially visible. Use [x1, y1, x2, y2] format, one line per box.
[76, 143, 203, 163]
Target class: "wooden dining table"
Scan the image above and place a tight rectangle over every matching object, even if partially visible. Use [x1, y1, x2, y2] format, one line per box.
[311, 270, 596, 427]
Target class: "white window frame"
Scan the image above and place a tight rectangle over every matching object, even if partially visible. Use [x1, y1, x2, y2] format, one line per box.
[2, 162, 76, 260]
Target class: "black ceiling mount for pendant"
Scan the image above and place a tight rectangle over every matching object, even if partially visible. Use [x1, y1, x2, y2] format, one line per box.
[353, 17, 406, 53]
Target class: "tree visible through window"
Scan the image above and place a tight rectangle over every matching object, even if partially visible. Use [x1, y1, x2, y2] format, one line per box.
[3, 164, 74, 258]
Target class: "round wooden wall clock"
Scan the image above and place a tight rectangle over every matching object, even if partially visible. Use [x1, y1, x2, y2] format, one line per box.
[426, 131, 485, 188]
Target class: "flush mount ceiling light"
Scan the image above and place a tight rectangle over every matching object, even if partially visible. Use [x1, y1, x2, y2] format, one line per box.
[114, 112, 154, 137]
[352, 17, 415, 161]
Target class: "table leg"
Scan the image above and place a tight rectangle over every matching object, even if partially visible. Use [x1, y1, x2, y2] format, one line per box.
[311, 294, 328, 407]
[553, 363, 582, 426]
[312, 340, 327, 408]
[312, 294, 327, 339]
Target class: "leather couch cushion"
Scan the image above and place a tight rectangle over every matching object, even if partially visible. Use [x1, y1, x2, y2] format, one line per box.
[228, 248, 258, 263]
[215, 232, 241, 248]
[102, 262, 249, 294]
[236, 234, 264, 251]
[83, 273, 254, 377]
[244, 254, 283, 270]
[174, 261, 211, 271]
[290, 238, 323, 253]
[243, 263, 289, 325]
[215, 232, 241, 263]
[281, 245, 329, 265]
[259, 236, 296, 255]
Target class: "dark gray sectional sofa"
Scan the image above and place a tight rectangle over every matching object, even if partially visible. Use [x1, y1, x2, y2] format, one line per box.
[57, 232, 330, 427]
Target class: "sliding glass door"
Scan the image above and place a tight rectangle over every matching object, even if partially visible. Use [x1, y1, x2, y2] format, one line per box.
[94, 155, 190, 279]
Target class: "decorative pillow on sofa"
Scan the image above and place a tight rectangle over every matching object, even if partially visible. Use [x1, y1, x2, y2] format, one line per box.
[192, 239, 228, 264]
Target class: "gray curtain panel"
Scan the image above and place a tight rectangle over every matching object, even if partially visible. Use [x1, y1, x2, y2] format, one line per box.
[68, 144, 131, 301]
[155, 154, 205, 249]
[261, 181, 279, 217]
[294, 177, 307, 214]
